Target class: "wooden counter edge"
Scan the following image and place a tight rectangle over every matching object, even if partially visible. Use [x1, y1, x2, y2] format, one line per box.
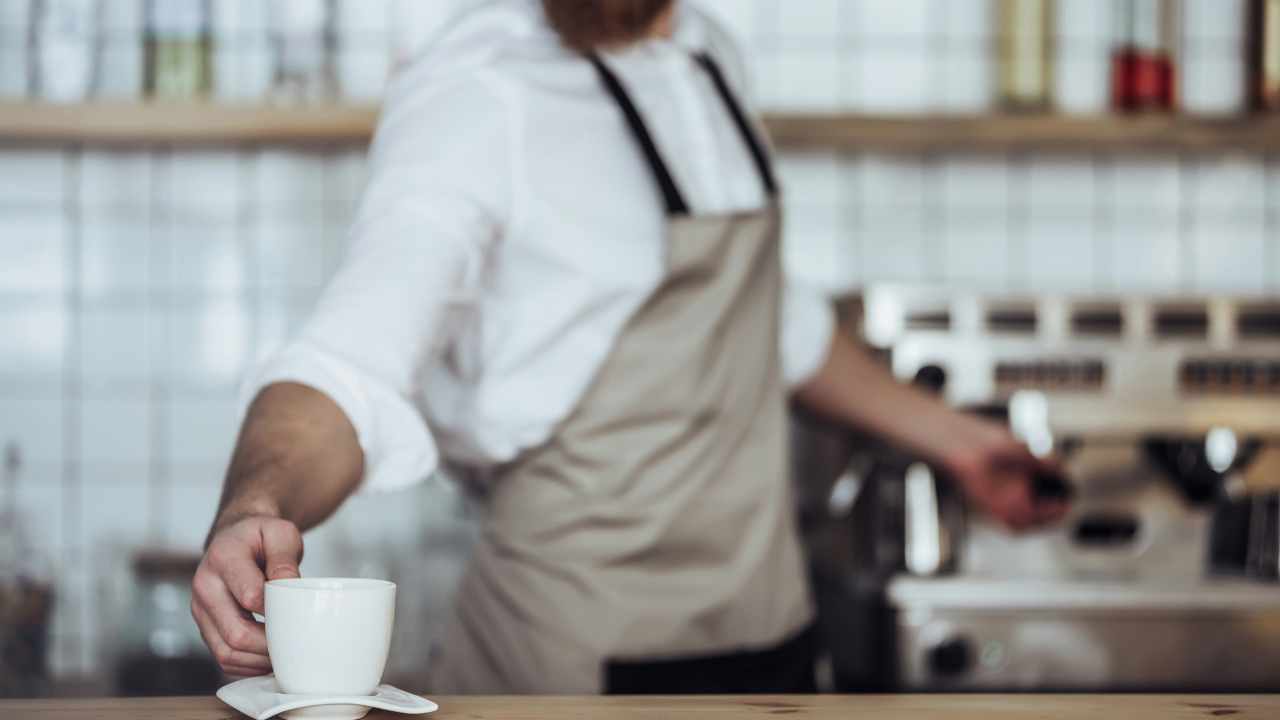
[2, 693, 1279, 719]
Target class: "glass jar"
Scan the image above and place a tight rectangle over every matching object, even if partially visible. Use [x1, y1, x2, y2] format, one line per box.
[145, 0, 210, 100]
[995, 0, 1054, 112]
[32, 0, 102, 102]
[115, 551, 220, 696]
[1111, 0, 1180, 111]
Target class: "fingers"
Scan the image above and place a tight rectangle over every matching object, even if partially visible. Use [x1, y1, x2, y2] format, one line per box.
[190, 516, 307, 676]
[261, 519, 304, 581]
[192, 562, 270, 657]
[192, 599, 272, 676]
[1036, 453, 1067, 473]
[971, 464, 1060, 532]
[207, 534, 270, 616]
[988, 486, 1069, 532]
[1032, 498, 1069, 525]
[979, 441, 1074, 531]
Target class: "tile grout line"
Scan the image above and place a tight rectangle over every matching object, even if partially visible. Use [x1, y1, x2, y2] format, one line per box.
[60, 142, 84, 672]
[1091, 152, 1113, 293]
[1006, 151, 1029, 290]
[1267, 153, 1278, 293]
[147, 146, 170, 548]
[838, 0, 858, 111]
[922, 152, 944, 282]
[1177, 152, 1196, 292]
[842, 149, 862, 289]
[241, 143, 260, 462]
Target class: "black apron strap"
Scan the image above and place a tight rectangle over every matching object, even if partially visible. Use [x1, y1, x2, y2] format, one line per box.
[588, 54, 691, 216]
[693, 52, 778, 198]
[587, 50, 780, 217]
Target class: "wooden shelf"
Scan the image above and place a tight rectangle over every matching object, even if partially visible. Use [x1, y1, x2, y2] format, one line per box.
[764, 113, 1280, 153]
[3, 102, 1280, 152]
[0, 102, 381, 145]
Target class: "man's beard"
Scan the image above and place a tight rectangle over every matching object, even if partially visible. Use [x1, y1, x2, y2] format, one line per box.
[542, 0, 675, 51]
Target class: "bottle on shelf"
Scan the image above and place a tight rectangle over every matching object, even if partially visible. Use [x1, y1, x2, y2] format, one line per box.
[995, 0, 1054, 112]
[269, 0, 335, 106]
[1248, 0, 1280, 110]
[145, 0, 211, 101]
[31, 0, 101, 103]
[1110, 0, 1180, 112]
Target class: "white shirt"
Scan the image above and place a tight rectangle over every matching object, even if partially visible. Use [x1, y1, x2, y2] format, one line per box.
[242, 0, 835, 493]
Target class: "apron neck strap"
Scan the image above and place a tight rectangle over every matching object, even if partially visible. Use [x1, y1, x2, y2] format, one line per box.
[692, 52, 778, 198]
[588, 54, 690, 216]
[587, 51, 779, 218]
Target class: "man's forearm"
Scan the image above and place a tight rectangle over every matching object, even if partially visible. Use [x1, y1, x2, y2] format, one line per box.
[208, 382, 365, 546]
[793, 328, 993, 466]
[794, 327, 1066, 530]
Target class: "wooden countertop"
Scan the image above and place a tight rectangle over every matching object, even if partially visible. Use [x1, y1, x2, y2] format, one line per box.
[2, 694, 1278, 719]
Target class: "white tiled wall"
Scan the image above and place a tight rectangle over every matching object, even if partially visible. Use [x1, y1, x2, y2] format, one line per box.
[0, 145, 475, 685]
[708, 0, 1109, 115]
[778, 152, 1280, 295]
[1, 0, 1277, 690]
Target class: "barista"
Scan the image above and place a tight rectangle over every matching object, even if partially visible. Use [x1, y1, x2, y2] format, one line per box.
[191, 0, 1065, 695]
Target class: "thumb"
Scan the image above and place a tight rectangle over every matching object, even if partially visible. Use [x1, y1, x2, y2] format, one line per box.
[261, 519, 304, 581]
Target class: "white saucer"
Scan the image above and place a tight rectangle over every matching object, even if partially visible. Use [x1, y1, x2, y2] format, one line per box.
[216, 674, 439, 720]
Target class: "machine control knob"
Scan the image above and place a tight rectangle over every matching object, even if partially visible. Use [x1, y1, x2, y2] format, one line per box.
[929, 637, 971, 678]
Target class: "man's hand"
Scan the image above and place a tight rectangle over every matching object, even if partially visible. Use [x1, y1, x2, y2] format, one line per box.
[189, 382, 363, 675]
[191, 516, 304, 677]
[935, 415, 1068, 532]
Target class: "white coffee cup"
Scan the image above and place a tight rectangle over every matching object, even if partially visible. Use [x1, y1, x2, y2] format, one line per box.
[265, 578, 396, 697]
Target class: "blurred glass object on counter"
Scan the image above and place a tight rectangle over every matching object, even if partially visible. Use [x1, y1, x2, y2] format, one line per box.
[115, 551, 220, 696]
[0, 443, 54, 700]
[145, 0, 209, 100]
[269, 0, 333, 105]
[0, 0, 32, 98]
[995, 0, 1054, 111]
[1248, 0, 1280, 110]
[1111, 0, 1180, 111]
[32, 0, 102, 102]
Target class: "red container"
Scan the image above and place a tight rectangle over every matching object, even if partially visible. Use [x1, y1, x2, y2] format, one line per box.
[1110, 0, 1180, 112]
[1111, 48, 1177, 111]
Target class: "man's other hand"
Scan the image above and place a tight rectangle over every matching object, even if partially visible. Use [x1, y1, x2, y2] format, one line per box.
[940, 416, 1069, 532]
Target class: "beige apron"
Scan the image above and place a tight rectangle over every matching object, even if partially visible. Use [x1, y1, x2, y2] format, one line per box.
[429, 52, 812, 694]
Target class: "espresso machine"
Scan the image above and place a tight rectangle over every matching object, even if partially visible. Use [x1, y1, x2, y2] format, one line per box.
[800, 285, 1280, 692]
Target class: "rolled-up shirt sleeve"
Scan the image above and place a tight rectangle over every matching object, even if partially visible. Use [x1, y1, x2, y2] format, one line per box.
[780, 276, 836, 389]
[239, 70, 516, 493]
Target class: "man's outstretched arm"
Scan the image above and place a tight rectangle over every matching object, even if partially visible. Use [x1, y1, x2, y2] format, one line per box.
[191, 382, 364, 676]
